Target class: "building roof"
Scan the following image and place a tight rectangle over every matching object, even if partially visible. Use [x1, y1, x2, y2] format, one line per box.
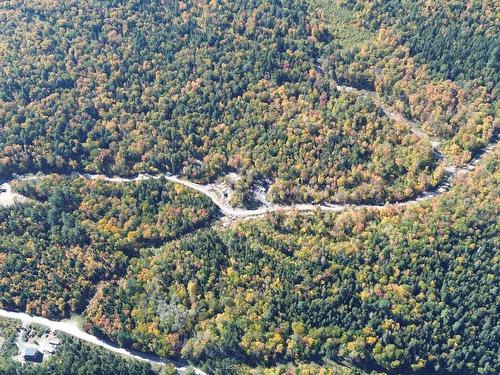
[23, 347, 40, 357]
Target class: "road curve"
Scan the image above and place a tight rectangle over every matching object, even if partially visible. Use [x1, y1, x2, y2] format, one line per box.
[0, 136, 497, 218]
[0, 106, 497, 374]
[0, 308, 206, 374]
[1, 75, 497, 218]
[122, 137, 498, 217]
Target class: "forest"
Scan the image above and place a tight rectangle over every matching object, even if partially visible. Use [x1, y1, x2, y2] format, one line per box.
[337, 0, 498, 85]
[0, 0, 450, 206]
[84, 149, 499, 374]
[0, 0, 498, 374]
[0, 176, 218, 318]
[314, 0, 498, 165]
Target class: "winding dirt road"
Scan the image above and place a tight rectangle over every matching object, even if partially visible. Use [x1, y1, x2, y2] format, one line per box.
[1, 135, 497, 218]
[335, 84, 442, 147]
[97, 138, 499, 217]
[0, 139, 496, 371]
[0, 62, 497, 374]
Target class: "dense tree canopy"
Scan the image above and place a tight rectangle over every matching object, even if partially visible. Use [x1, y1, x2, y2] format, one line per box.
[0, 1, 498, 374]
[339, 0, 499, 85]
[313, 0, 498, 165]
[85, 150, 499, 374]
[0, 175, 218, 318]
[0, 0, 448, 205]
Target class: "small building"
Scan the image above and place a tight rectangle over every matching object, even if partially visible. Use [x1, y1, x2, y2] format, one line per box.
[23, 347, 43, 362]
[48, 339, 61, 346]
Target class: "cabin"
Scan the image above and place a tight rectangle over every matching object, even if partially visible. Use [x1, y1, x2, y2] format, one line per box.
[22, 347, 43, 362]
